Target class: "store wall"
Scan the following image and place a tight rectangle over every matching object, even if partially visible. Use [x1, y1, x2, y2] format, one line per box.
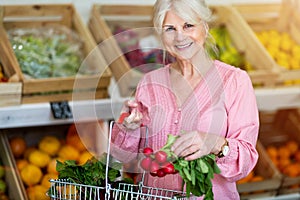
[1, 0, 282, 24]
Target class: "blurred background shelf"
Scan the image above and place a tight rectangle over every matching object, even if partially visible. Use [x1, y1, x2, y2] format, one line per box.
[0, 86, 299, 128]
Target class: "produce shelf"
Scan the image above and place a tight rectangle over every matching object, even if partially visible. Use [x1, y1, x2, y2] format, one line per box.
[0, 85, 299, 129]
[0, 98, 124, 129]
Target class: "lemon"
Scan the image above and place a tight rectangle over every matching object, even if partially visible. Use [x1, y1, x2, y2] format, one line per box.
[39, 136, 61, 156]
[27, 184, 49, 200]
[20, 164, 42, 186]
[41, 173, 58, 188]
[58, 145, 80, 161]
[28, 150, 51, 168]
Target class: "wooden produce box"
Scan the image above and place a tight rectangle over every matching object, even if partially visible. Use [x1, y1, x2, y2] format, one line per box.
[89, 5, 154, 97]
[0, 4, 111, 104]
[2, 121, 107, 200]
[259, 109, 300, 195]
[234, 0, 300, 87]
[0, 26, 22, 107]
[237, 141, 282, 199]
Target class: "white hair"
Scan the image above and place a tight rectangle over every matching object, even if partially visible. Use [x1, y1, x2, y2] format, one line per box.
[153, 0, 212, 33]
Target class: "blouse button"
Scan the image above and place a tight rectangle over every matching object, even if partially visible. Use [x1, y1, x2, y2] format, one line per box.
[178, 108, 182, 112]
[174, 120, 179, 124]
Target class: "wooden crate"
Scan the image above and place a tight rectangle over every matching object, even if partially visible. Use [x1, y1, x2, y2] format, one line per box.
[2, 121, 107, 200]
[0, 25, 21, 107]
[0, 4, 111, 104]
[88, 4, 278, 96]
[259, 109, 300, 195]
[234, 0, 300, 87]
[237, 141, 282, 199]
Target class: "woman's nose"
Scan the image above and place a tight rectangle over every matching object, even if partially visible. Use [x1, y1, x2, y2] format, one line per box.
[174, 30, 187, 41]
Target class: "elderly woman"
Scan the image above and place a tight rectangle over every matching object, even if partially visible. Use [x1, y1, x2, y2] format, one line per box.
[111, 0, 259, 199]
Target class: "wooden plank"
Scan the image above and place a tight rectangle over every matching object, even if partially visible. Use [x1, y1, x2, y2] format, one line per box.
[97, 5, 153, 16]
[89, 5, 135, 97]
[22, 89, 109, 104]
[2, 4, 73, 27]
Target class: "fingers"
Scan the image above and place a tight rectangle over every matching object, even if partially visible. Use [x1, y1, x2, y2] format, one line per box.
[120, 99, 143, 130]
[171, 132, 200, 157]
[171, 131, 214, 160]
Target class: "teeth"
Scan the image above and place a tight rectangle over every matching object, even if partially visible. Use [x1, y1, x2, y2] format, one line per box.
[175, 43, 192, 49]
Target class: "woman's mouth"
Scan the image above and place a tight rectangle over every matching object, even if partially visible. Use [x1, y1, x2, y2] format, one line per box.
[175, 42, 193, 50]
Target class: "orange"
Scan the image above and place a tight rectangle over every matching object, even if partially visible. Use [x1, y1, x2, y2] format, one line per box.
[78, 151, 94, 165]
[47, 158, 59, 175]
[41, 173, 58, 188]
[9, 137, 27, 158]
[20, 164, 42, 186]
[251, 175, 264, 182]
[38, 136, 61, 156]
[278, 146, 291, 159]
[28, 150, 51, 168]
[236, 171, 254, 184]
[283, 163, 300, 177]
[294, 150, 300, 162]
[16, 159, 29, 171]
[27, 184, 49, 200]
[266, 145, 278, 159]
[278, 157, 291, 172]
[56, 185, 78, 197]
[66, 124, 86, 152]
[58, 145, 80, 161]
[286, 140, 299, 155]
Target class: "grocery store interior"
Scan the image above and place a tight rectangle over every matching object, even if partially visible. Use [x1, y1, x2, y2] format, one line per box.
[0, 0, 300, 199]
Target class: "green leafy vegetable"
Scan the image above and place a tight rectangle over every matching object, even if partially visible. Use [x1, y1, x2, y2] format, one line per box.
[161, 134, 221, 200]
[8, 27, 84, 79]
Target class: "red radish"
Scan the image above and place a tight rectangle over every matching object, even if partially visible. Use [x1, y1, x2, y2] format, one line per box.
[150, 161, 160, 173]
[140, 157, 152, 171]
[150, 171, 157, 177]
[162, 162, 175, 174]
[157, 169, 166, 177]
[143, 147, 154, 157]
[154, 151, 168, 164]
[118, 112, 130, 123]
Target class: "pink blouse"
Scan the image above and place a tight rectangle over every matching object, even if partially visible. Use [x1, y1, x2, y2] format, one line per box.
[111, 60, 259, 199]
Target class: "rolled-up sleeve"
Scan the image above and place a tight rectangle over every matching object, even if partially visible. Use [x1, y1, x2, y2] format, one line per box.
[217, 70, 259, 182]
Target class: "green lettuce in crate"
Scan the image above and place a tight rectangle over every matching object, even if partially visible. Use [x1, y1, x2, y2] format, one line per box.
[8, 26, 84, 79]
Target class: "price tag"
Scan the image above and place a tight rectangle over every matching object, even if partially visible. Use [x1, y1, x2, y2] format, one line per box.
[50, 101, 73, 119]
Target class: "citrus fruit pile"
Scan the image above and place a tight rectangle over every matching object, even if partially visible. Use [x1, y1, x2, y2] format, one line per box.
[8, 123, 95, 200]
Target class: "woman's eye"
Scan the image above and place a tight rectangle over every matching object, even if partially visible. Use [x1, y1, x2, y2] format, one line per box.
[183, 23, 195, 30]
[164, 27, 175, 32]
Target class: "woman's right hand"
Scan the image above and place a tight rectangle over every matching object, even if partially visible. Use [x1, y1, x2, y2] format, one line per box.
[118, 99, 143, 130]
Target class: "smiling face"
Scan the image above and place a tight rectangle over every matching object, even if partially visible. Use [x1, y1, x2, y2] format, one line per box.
[161, 10, 206, 61]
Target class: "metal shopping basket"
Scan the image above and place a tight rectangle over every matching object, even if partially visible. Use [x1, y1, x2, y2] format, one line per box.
[48, 121, 196, 200]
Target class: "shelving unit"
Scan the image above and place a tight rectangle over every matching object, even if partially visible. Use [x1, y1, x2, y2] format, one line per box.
[0, 87, 299, 129]
[0, 98, 124, 129]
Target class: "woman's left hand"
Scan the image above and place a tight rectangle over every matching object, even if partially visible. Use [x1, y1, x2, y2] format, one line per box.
[171, 131, 226, 161]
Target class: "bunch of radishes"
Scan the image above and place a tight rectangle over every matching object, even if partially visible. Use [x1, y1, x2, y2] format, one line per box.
[140, 147, 178, 177]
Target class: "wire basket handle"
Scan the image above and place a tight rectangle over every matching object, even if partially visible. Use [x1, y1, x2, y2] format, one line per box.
[106, 121, 149, 188]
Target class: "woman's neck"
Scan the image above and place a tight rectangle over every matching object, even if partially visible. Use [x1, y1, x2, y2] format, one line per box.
[171, 60, 200, 78]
